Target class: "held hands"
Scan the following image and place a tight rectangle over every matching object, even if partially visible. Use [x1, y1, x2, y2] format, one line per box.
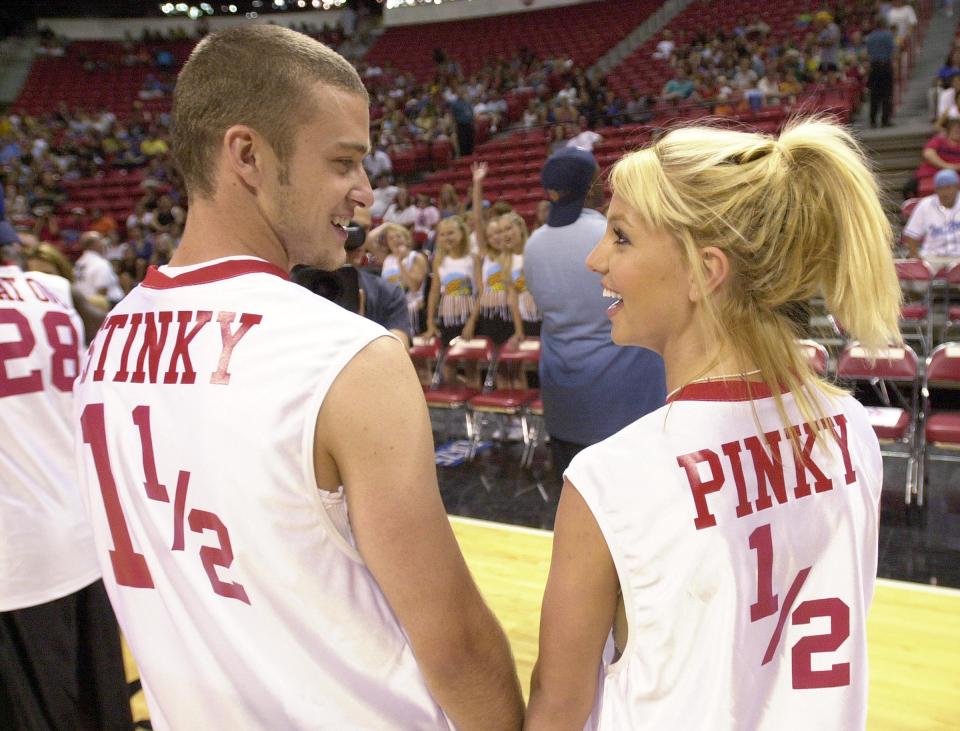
[506, 332, 524, 349]
[471, 161, 488, 184]
[460, 322, 475, 341]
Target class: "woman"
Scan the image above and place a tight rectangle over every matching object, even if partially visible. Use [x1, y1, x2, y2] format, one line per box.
[421, 215, 476, 346]
[370, 222, 428, 336]
[381, 185, 417, 228]
[438, 184, 462, 219]
[526, 119, 901, 730]
[461, 162, 521, 346]
[500, 211, 541, 338]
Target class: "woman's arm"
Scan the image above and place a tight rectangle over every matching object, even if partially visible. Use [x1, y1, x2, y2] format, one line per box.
[507, 279, 524, 344]
[472, 161, 488, 256]
[422, 257, 442, 337]
[525, 480, 619, 731]
[398, 251, 428, 293]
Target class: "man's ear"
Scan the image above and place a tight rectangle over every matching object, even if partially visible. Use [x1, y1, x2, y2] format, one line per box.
[689, 245, 730, 302]
[223, 125, 265, 191]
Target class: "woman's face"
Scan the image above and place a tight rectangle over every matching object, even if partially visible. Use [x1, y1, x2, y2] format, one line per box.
[586, 193, 693, 352]
[395, 189, 410, 207]
[485, 219, 505, 252]
[500, 219, 523, 252]
[385, 228, 407, 254]
[436, 220, 462, 254]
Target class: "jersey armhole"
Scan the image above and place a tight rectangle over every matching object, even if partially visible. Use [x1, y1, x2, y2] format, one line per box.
[299, 330, 399, 564]
[565, 462, 636, 680]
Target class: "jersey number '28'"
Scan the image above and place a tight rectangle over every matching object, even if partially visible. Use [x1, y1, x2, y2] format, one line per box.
[0, 309, 78, 397]
[80, 403, 250, 605]
[749, 523, 850, 689]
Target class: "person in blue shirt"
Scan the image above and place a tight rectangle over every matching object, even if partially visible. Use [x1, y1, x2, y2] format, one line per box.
[523, 147, 665, 476]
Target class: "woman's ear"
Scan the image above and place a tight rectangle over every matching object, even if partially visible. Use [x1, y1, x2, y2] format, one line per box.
[689, 246, 730, 302]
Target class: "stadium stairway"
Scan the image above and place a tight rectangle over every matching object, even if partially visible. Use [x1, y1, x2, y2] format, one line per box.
[590, 0, 695, 77]
[0, 36, 39, 107]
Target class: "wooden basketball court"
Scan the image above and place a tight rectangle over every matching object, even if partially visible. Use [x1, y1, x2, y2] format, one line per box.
[125, 516, 960, 729]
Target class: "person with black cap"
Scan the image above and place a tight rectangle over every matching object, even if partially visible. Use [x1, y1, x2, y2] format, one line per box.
[523, 146, 666, 476]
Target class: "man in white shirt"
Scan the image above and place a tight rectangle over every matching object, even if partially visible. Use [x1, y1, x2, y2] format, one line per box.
[362, 145, 392, 180]
[903, 168, 960, 266]
[73, 231, 124, 306]
[887, 0, 918, 41]
[566, 118, 603, 152]
[369, 174, 398, 219]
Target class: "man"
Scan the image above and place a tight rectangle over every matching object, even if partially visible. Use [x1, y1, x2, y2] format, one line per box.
[523, 147, 666, 476]
[903, 168, 960, 268]
[866, 17, 896, 128]
[74, 230, 124, 306]
[369, 173, 398, 219]
[72, 25, 522, 730]
[0, 219, 129, 730]
[887, 0, 918, 42]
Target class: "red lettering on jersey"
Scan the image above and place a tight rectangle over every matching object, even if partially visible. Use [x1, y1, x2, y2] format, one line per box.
[789, 421, 834, 499]
[721, 440, 753, 518]
[210, 312, 262, 385]
[79, 341, 96, 383]
[747, 430, 787, 512]
[0, 277, 24, 301]
[25, 279, 49, 302]
[132, 311, 173, 384]
[93, 314, 128, 382]
[114, 313, 143, 382]
[0, 279, 20, 301]
[163, 310, 212, 385]
[678, 449, 725, 530]
[826, 414, 857, 485]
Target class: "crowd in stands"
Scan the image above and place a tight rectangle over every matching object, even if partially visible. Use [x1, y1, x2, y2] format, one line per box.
[0, 0, 930, 313]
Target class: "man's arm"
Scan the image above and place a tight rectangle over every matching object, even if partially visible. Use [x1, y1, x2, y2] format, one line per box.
[316, 337, 524, 730]
[70, 285, 106, 343]
[902, 234, 922, 259]
[526, 480, 619, 731]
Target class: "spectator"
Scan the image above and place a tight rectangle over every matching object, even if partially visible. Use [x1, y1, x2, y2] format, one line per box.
[903, 169, 960, 267]
[566, 117, 603, 151]
[73, 231, 124, 307]
[866, 17, 896, 127]
[523, 147, 665, 476]
[412, 193, 440, 237]
[369, 174, 398, 219]
[438, 183, 462, 218]
[653, 30, 675, 61]
[448, 86, 475, 157]
[661, 68, 695, 102]
[363, 144, 392, 180]
[886, 0, 918, 42]
[937, 72, 960, 122]
[89, 206, 118, 237]
[382, 185, 417, 227]
[916, 118, 960, 188]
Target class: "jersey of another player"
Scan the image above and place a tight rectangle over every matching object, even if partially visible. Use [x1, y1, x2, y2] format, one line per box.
[73, 256, 450, 730]
[0, 264, 99, 611]
[565, 379, 881, 731]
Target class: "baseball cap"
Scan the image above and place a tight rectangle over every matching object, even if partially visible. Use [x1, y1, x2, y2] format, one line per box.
[934, 169, 960, 188]
[541, 146, 598, 227]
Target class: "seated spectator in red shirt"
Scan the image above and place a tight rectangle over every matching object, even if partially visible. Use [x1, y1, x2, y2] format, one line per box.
[89, 206, 118, 237]
[908, 117, 960, 196]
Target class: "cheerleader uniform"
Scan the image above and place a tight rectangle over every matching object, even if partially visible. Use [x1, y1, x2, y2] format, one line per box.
[475, 254, 514, 345]
[435, 254, 476, 345]
[382, 251, 427, 335]
[512, 253, 542, 337]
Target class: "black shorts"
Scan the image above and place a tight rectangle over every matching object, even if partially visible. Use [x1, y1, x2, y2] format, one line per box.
[0, 580, 131, 731]
[475, 314, 514, 345]
[439, 323, 465, 346]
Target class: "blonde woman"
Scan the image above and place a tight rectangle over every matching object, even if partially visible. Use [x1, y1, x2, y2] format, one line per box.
[526, 119, 901, 730]
[461, 162, 522, 346]
[421, 215, 477, 346]
[500, 211, 542, 338]
[370, 222, 428, 336]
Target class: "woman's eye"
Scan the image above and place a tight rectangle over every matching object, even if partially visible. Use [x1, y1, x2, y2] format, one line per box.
[613, 228, 630, 246]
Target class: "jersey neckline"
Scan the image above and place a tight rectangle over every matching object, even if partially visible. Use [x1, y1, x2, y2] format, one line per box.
[142, 257, 289, 289]
[667, 378, 776, 403]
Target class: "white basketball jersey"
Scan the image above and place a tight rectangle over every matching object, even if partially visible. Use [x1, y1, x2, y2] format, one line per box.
[566, 379, 881, 731]
[0, 264, 100, 611]
[73, 257, 450, 730]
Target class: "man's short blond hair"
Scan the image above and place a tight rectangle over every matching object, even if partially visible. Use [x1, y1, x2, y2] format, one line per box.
[171, 24, 368, 199]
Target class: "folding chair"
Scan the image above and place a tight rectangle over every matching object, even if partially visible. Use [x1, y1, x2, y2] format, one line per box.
[836, 342, 920, 504]
[467, 338, 540, 461]
[938, 261, 960, 342]
[918, 342, 960, 507]
[422, 337, 494, 441]
[409, 335, 441, 389]
[895, 258, 935, 355]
